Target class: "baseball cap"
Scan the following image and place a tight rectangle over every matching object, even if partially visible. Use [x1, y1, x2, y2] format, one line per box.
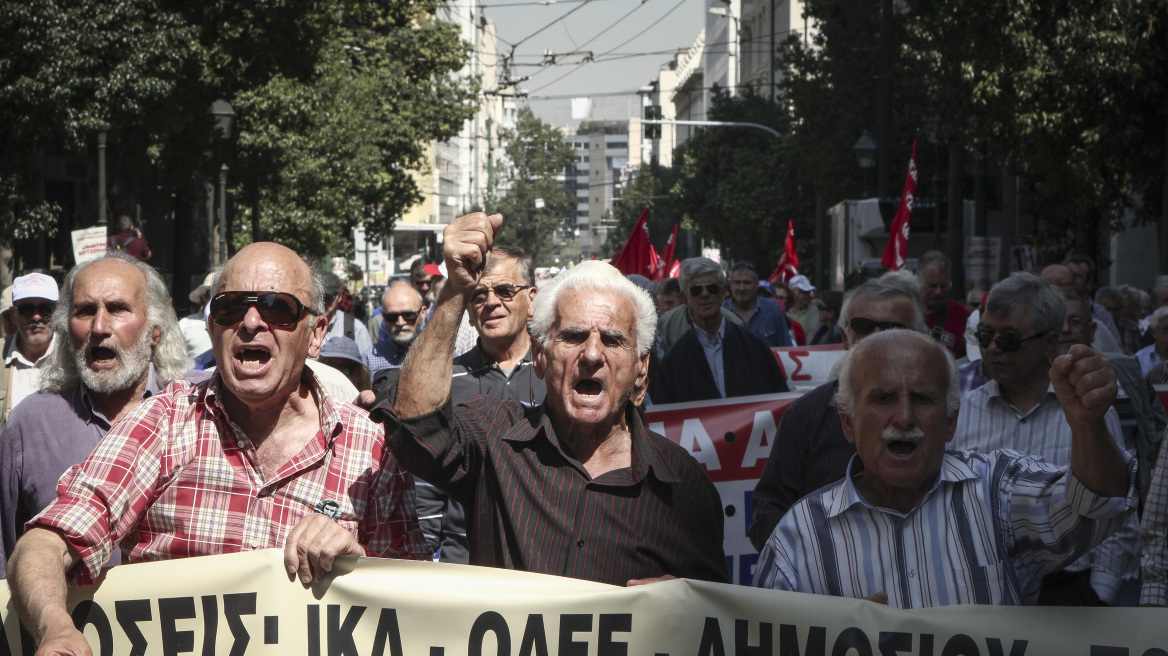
[757, 280, 777, 297]
[423, 263, 443, 278]
[13, 273, 59, 302]
[788, 275, 815, 293]
[318, 336, 364, 366]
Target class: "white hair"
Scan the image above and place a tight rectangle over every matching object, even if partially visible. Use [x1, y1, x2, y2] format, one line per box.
[530, 261, 658, 356]
[834, 330, 961, 418]
[42, 251, 190, 391]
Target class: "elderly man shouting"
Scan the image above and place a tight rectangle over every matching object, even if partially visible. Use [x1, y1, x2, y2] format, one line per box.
[8, 243, 426, 655]
[374, 212, 728, 585]
[754, 330, 1135, 608]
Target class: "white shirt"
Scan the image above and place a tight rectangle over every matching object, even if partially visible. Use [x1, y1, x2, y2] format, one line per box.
[177, 312, 212, 359]
[4, 335, 55, 416]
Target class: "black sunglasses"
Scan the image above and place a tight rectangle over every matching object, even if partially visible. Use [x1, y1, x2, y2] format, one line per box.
[688, 283, 722, 297]
[974, 328, 1050, 353]
[848, 317, 908, 336]
[383, 310, 420, 324]
[209, 291, 311, 327]
[14, 302, 55, 318]
[471, 284, 530, 305]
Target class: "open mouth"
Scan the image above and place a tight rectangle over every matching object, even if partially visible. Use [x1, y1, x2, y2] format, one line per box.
[575, 379, 602, 396]
[887, 440, 918, 456]
[90, 346, 118, 364]
[236, 348, 271, 370]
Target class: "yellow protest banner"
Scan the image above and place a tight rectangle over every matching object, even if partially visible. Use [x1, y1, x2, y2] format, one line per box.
[1, 549, 1165, 655]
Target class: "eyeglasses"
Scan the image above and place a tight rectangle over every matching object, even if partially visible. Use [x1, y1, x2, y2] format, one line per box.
[384, 310, 419, 324]
[688, 283, 722, 297]
[847, 317, 908, 336]
[14, 303, 55, 318]
[974, 328, 1050, 353]
[209, 291, 311, 326]
[471, 284, 530, 306]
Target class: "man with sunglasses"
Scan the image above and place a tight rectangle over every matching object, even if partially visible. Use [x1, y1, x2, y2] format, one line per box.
[7, 244, 428, 656]
[363, 281, 425, 376]
[749, 270, 927, 554]
[653, 257, 787, 404]
[953, 272, 1138, 607]
[0, 273, 59, 427]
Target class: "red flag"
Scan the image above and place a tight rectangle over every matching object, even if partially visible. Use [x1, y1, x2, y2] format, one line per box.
[652, 223, 679, 280]
[768, 220, 799, 284]
[881, 140, 918, 271]
[611, 208, 657, 277]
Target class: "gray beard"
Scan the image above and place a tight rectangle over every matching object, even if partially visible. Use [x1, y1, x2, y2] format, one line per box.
[74, 326, 154, 394]
[391, 329, 416, 349]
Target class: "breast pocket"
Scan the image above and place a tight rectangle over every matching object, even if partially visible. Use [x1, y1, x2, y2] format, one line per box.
[950, 561, 1012, 605]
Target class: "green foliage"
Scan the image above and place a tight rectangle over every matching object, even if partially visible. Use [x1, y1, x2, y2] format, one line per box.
[233, 2, 479, 257]
[0, 0, 479, 263]
[494, 107, 577, 265]
[672, 89, 814, 271]
[607, 159, 682, 256]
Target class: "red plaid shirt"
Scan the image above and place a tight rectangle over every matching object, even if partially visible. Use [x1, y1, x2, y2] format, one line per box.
[32, 372, 429, 584]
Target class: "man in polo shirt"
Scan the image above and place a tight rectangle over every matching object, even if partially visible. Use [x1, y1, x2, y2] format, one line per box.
[7, 244, 427, 655]
[375, 212, 728, 585]
[917, 250, 970, 358]
[722, 262, 794, 347]
[1, 273, 59, 426]
[755, 330, 1135, 608]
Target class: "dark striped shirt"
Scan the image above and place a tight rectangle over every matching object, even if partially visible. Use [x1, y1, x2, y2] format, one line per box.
[374, 396, 730, 585]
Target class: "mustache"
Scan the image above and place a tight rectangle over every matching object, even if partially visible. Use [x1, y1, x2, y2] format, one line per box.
[881, 426, 925, 442]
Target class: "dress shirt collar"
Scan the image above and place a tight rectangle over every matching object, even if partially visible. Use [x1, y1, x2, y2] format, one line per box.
[504, 402, 681, 484]
[461, 340, 534, 378]
[693, 315, 726, 346]
[829, 451, 979, 518]
[5, 333, 55, 367]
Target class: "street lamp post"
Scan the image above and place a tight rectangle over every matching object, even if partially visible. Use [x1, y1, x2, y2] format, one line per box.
[852, 131, 878, 197]
[97, 129, 108, 226]
[210, 100, 236, 265]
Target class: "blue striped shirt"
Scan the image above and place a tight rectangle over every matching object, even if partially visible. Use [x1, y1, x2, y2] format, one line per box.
[1142, 437, 1168, 606]
[753, 449, 1136, 608]
[952, 381, 1139, 604]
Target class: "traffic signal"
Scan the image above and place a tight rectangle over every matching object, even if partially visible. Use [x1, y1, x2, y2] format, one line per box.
[643, 105, 662, 140]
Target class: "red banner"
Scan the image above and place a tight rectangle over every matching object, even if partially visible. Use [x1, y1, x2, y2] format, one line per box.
[611, 208, 657, 277]
[768, 221, 799, 284]
[881, 140, 918, 271]
[652, 223, 679, 281]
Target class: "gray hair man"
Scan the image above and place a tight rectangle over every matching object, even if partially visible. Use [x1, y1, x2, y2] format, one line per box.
[754, 330, 1135, 608]
[654, 258, 743, 357]
[917, 250, 971, 358]
[954, 272, 1140, 606]
[6, 244, 428, 655]
[748, 270, 926, 553]
[363, 281, 425, 376]
[373, 212, 728, 585]
[0, 252, 193, 574]
[1, 273, 60, 427]
[653, 257, 788, 404]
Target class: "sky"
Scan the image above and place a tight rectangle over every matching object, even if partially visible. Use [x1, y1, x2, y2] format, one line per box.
[481, 0, 707, 129]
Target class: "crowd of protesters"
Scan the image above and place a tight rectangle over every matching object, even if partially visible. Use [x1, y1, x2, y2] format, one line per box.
[0, 213, 1166, 650]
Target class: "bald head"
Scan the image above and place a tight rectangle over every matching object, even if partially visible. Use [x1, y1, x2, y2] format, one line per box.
[382, 280, 424, 313]
[214, 243, 325, 314]
[1040, 265, 1075, 295]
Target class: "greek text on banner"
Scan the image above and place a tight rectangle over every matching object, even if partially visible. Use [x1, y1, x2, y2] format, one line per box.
[1, 549, 1164, 655]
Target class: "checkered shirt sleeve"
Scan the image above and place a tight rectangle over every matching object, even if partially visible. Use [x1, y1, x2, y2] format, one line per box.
[31, 375, 428, 585]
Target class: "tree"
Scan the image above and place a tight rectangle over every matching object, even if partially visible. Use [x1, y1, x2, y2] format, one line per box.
[231, 0, 479, 257]
[606, 159, 683, 258]
[672, 89, 814, 272]
[494, 107, 576, 265]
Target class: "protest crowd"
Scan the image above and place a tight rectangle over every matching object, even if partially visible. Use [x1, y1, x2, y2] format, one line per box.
[2, 209, 1168, 651]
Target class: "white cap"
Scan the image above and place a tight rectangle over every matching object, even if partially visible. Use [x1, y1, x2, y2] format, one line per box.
[788, 275, 815, 293]
[12, 273, 59, 302]
[189, 271, 216, 304]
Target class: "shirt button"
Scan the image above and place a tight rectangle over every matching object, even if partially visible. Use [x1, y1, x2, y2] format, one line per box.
[908, 569, 916, 578]
[250, 540, 260, 549]
[576, 539, 585, 548]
